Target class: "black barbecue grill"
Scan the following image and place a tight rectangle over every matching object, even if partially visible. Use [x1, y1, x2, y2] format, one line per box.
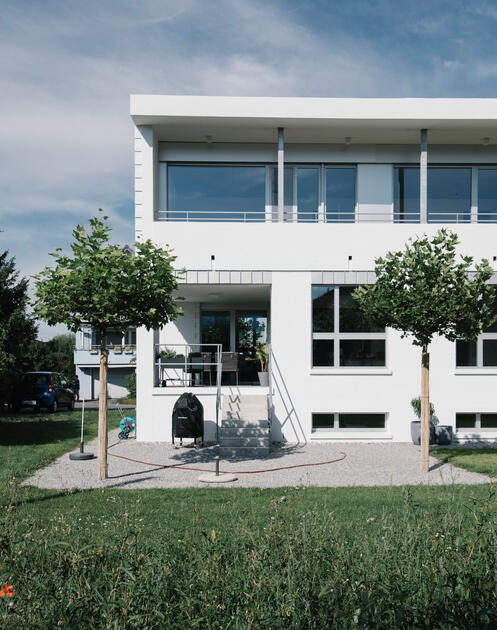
[172, 392, 204, 448]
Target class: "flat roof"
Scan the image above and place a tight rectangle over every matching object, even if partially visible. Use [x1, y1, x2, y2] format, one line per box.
[130, 95, 497, 144]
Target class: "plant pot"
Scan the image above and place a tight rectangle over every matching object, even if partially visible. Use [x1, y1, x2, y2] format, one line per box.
[410, 421, 436, 445]
[258, 372, 269, 387]
[435, 425, 453, 445]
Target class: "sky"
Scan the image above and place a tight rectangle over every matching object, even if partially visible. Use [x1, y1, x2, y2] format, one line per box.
[1, 0, 497, 339]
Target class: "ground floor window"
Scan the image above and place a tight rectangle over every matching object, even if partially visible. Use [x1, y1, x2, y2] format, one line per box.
[312, 413, 386, 431]
[456, 413, 497, 430]
[456, 290, 497, 367]
[312, 285, 386, 367]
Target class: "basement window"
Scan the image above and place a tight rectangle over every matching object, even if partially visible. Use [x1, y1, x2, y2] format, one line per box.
[456, 413, 497, 430]
[312, 413, 386, 431]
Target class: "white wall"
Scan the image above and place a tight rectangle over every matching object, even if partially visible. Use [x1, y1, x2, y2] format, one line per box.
[134, 126, 497, 443]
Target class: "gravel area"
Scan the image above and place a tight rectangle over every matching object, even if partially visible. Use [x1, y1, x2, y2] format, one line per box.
[23, 429, 494, 489]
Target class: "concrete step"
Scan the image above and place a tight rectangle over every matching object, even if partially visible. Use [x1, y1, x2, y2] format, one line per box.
[219, 446, 271, 458]
[223, 410, 268, 422]
[220, 436, 270, 448]
[221, 418, 269, 429]
[219, 426, 270, 438]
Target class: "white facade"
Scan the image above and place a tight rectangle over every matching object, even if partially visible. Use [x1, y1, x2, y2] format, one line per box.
[74, 326, 136, 400]
[131, 96, 497, 443]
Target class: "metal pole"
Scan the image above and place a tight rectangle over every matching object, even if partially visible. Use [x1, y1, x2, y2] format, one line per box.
[80, 398, 85, 452]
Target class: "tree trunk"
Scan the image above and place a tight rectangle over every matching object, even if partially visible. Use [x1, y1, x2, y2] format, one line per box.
[97, 334, 108, 480]
[420, 346, 430, 473]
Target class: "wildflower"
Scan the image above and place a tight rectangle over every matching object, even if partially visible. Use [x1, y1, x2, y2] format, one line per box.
[0, 584, 14, 597]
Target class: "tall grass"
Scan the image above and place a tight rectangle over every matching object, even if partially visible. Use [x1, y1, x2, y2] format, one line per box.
[2, 485, 497, 629]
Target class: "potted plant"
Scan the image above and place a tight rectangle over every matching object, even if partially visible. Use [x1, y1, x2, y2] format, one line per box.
[254, 344, 270, 387]
[410, 397, 436, 445]
[156, 348, 184, 365]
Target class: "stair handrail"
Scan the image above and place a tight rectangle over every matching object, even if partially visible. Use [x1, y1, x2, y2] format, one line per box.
[267, 343, 273, 433]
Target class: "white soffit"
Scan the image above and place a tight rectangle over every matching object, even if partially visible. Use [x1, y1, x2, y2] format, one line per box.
[131, 96, 497, 144]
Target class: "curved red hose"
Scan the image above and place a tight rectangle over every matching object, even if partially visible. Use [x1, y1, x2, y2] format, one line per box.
[107, 441, 346, 474]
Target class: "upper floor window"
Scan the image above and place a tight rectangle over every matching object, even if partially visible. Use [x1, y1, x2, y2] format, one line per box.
[456, 291, 497, 367]
[394, 167, 472, 223]
[271, 165, 356, 223]
[478, 169, 497, 223]
[167, 165, 266, 222]
[312, 285, 385, 367]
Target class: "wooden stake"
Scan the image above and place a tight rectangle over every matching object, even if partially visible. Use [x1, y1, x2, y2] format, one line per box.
[98, 340, 109, 480]
[420, 347, 430, 473]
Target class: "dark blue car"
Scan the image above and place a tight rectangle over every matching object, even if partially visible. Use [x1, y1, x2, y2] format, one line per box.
[14, 372, 75, 413]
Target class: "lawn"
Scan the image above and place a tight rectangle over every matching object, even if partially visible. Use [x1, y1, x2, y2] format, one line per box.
[2, 410, 497, 628]
[431, 447, 497, 478]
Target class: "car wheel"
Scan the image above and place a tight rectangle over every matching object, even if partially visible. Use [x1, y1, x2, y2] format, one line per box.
[50, 399, 58, 413]
[69, 398, 75, 411]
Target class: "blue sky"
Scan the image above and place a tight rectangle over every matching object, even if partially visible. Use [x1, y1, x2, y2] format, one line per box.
[1, 0, 497, 338]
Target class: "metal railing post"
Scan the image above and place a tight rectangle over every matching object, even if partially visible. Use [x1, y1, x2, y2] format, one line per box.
[215, 343, 222, 444]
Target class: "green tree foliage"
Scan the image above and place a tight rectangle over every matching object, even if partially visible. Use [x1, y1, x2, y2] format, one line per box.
[24, 334, 76, 382]
[0, 251, 37, 406]
[33, 213, 182, 478]
[354, 230, 495, 348]
[353, 229, 495, 472]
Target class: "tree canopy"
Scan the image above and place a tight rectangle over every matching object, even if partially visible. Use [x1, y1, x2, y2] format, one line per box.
[0, 251, 38, 404]
[33, 214, 182, 337]
[353, 229, 496, 348]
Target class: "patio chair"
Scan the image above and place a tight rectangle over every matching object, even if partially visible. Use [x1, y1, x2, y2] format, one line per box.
[201, 352, 213, 386]
[216, 352, 239, 386]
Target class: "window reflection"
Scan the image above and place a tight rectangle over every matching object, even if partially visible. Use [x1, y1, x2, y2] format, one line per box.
[326, 168, 355, 222]
[168, 165, 266, 221]
[478, 169, 497, 222]
[394, 167, 471, 223]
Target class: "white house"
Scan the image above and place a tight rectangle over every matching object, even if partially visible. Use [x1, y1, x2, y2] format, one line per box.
[131, 95, 497, 448]
[74, 326, 136, 400]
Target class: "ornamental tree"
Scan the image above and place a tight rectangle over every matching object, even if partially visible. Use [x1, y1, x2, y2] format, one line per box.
[353, 229, 495, 473]
[33, 213, 182, 479]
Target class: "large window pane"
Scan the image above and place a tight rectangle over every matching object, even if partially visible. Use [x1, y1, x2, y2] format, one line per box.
[168, 166, 266, 221]
[394, 167, 472, 223]
[326, 168, 355, 223]
[481, 414, 497, 428]
[428, 168, 471, 223]
[312, 286, 334, 332]
[394, 167, 420, 223]
[456, 340, 477, 367]
[340, 340, 385, 366]
[201, 312, 230, 351]
[339, 287, 383, 333]
[478, 169, 497, 222]
[313, 340, 334, 367]
[338, 413, 385, 429]
[456, 413, 476, 429]
[297, 168, 319, 222]
[312, 413, 334, 430]
[483, 340, 497, 366]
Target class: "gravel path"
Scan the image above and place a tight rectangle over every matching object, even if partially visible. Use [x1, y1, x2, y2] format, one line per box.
[23, 429, 494, 489]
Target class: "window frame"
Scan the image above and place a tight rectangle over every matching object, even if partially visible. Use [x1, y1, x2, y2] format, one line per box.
[455, 285, 497, 368]
[455, 412, 497, 431]
[311, 285, 387, 369]
[311, 412, 387, 433]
